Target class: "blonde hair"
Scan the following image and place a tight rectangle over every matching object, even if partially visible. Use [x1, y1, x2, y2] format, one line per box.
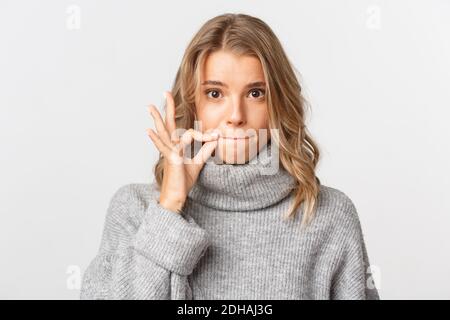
[154, 13, 321, 227]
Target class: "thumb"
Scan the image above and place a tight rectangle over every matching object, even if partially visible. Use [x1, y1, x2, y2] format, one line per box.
[190, 140, 218, 172]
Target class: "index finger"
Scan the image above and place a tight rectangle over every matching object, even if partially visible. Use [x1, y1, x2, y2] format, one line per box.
[164, 91, 178, 142]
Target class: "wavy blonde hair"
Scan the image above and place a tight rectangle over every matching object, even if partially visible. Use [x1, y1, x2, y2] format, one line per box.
[154, 13, 321, 227]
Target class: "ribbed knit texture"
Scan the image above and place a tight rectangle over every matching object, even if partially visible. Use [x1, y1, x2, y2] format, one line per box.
[80, 142, 380, 300]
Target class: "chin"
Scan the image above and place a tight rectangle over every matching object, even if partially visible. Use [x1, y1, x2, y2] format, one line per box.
[220, 155, 251, 165]
[213, 140, 262, 164]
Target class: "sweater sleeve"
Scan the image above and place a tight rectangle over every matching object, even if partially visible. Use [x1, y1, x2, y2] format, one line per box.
[330, 198, 380, 300]
[80, 184, 210, 300]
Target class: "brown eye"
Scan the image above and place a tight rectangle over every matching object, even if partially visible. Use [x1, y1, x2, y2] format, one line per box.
[249, 89, 265, 99]
[205, 90, 222, 99]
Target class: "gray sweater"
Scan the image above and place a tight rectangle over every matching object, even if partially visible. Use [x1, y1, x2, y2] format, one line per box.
[80, 143, 380, 300]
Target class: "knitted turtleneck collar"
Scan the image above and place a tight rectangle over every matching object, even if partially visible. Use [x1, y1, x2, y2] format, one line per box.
[187, 142, 297, 211]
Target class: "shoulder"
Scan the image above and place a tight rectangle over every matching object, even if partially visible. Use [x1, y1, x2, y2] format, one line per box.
[109, 182, 159, 208]
[313, 184, 363, 236]
[94, 182, 161, 251]
[104, 182, 160, 230]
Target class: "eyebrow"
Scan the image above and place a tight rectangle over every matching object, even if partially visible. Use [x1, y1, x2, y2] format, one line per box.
[201, 80, 266, 89]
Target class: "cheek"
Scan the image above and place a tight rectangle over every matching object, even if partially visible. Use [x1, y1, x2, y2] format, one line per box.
[251, 109, 269, 130]
[248, 110, 270, 141]
[195, 107, 223, 131]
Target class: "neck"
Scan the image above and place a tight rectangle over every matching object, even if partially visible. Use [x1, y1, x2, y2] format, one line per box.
[187, 142, 297, 211]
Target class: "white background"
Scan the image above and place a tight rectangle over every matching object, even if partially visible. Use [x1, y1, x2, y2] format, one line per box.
[1, 0, 449, 299]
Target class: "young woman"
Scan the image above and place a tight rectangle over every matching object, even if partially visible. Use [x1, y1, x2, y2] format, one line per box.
[81, 13, 380, 300]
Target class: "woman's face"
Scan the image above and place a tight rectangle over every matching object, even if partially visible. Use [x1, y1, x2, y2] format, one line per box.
[195, 50, 270, 164]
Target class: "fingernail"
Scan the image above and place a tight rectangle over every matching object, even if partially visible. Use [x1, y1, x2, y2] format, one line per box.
[163, 91, 167, 100]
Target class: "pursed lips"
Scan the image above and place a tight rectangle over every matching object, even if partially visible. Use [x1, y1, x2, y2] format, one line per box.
[220, 135, 253, 140]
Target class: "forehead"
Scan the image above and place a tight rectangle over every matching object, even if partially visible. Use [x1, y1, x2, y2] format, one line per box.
[201, 50, 264, 83]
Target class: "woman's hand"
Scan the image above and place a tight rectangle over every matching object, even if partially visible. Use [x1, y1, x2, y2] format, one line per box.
[146, 91, 220, 214]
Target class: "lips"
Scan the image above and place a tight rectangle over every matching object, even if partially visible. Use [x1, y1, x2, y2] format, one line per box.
[221, 135, 253, 140]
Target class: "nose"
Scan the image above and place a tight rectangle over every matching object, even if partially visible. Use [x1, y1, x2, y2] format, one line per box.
[226, 96, 246, 127]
